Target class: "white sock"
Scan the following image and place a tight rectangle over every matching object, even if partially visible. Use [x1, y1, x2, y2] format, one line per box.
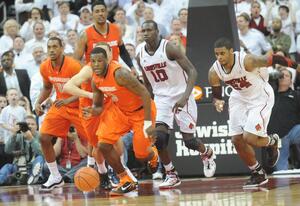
[120, 154, 126, 168]
[46, 161, 60, 177]
[164, 162, 174, 172]
[125, 167, 138, 183]
[248, 161, 259, 171]
[87, 156, 95, 166]
[96, 162, 107, 174]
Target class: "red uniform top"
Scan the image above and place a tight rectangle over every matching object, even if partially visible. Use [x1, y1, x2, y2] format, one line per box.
[40, 56, 81, 108]
[85, 23, 121, 63]
[92, 61, 143, 113]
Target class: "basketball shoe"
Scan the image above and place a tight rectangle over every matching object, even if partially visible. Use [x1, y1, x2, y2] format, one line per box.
[40, 174, 64, 191]
[109, 173, 136, 196]
[159, 170, 181, 189]
[266, 134, 280, 167]
[148, 146, 159, 173]
[100, 173, 112, 190]
[201, 147, 216, 178]
[243, 169, 268, 188]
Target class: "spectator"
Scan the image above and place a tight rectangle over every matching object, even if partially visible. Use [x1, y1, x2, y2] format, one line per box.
[268, 68, 300, 171]
[143, 7, 168, 38]
[23, 45, 46, 79]
[64, 29, 79, 55]
[49, 1, 80, 39]
[23, 21, 48, 54]
[126, 0, 147, 27]
[249, 1, 270, 36]
[237, 12, 272, 55]
[76, 5, 93, 34]
[0, 115, 43, 185]
[178, 8, 188, 36]
[18, 96, 33, 115]
[169, 34, 186, 54]
[0, 96, 8, 168]
[20, 7, 50, 41]
[0, 19, 20, 57]
[0, 51, 31, 103]
[43, 127, 88, 183]
[267, 18, 291, 54]
[12, 36, 31, 70]
[113, 8, 135, 44]
[168, 18, 186, 48]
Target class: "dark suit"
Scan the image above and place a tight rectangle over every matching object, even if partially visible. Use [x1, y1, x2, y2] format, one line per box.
[0, 69, 31, 103]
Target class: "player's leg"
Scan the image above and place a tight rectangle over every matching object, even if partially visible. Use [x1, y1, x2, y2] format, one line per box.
[176, 96, 216, 177]
[39, 106, 70, 191]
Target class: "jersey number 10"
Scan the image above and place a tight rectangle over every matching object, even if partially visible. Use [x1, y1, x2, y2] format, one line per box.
[150, 69, 168, 82]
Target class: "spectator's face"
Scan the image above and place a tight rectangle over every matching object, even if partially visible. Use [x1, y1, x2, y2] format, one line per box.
[26, 118, 37, 133]
[5, 22, 18, 37]
[47, 40, 63, 61]
[6, 89, 19, 105]
[279, 8, 289, 20]
[0, 97, 7, 110]
[32, 47, 45, 63]
[279, 69, 292, 88]
[272, 18, 282, 32]
[67, 30, 78, 45]
[34, 23, 45, 39]
[143, 8, 154, 21]
[125, 45, 135, 59]
[80, 9, 92, 22]
[136, 1, 145, 17]
[114, 10, 126, 23]
[13, 37, 25, 51]
[31, 9, 41, 21]
[251, 3, 261, 18]
[237, 16, 249, 31]
[179, 9, 188, 23]
[214, 47, 232, 66]
[59, 3, 70, 16]
[171, 19, 182, 34]
[1, 54, 14, 70]
[18, 99, 26, 108]
[92, 5, 108, 25]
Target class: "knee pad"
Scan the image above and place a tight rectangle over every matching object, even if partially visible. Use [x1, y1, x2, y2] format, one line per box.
[155, 131, 170, 150]
[184, 138, 201, 151]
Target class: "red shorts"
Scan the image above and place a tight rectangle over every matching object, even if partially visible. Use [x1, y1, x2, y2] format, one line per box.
[97, 101, 156, 159]
[40, 105, 87, 139]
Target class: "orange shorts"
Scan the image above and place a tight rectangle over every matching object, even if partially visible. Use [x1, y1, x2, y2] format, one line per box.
[96, 101, 156, 159]
[80, 115, 100, 147]
[40, 105, 87, 139]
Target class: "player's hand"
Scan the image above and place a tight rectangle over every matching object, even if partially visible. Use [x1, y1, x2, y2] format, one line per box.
[143, 120, 156, 141]
[213, 99, 225, 112]
[34, 103, 44, 116]
[82, 106, 103, 117]
[54, 99, 67, 108]
[172, 97, 188, 113]
[130, 67, 138, 76]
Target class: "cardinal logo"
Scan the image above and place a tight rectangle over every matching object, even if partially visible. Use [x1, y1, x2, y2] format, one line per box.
[255, 124, 261, 131]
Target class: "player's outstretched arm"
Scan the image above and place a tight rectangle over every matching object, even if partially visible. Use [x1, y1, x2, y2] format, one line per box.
[244, 54, 300, 72]
[208, 67, 225, 113]
[63, 65, 93, 99]
[115, 68, 152, 121]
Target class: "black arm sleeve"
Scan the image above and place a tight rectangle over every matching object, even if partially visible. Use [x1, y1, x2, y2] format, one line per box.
[119, 44, 134, 69]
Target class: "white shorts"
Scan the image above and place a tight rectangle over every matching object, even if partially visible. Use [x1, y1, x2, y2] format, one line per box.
[228, 85, 274, 137]
[155, 95, 197, 133]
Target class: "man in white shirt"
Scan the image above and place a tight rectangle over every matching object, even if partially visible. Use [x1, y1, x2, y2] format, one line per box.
[23, 45, 46, 79]
[24, 21, 48, 54]
[12, 36, 31, 70]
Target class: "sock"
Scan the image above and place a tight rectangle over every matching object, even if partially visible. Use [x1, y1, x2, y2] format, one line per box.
[200, 147, 208, 155]
[248, 162, 263, 174]
[96, 162, 107, 174]
[46, 161, 60, 177]
[163, 162, 174, 172]
[87, 156, 95, 166]
[120, 154, 126, 168]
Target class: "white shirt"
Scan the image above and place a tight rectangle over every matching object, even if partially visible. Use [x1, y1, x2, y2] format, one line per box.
[0, 105, 26, 144]
[23, 37, 48, 54]
[0, 35, 13, 57]
[20, 20, 50, 41]
[3, 70, 22, 95]
[50, 14, 79, 38]
[21, 56, 40, 79]
[13, 50, 32, 70]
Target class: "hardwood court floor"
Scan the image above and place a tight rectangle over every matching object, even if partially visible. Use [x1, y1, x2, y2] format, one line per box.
[0, 175, 300, 206]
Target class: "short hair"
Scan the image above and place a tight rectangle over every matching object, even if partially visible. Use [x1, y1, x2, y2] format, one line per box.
[25, 114, 37, 122]
[48, 36, 63, 47]
[33, 21, 45, 29]
[279, 5, 289, 13]
[178, 8, 188, 16]
[1, 50, 14, 59]
[142, 20, 158, 30]
[6, 88, 18, 95]
[31, 7, 43, 18]
[14, 35, 25, 42]
[251, 1, 261, 8]
[214, 37, 233, 50]
[92, 0, 107, 11]
[238, 12, 250, 22]
[91, 47, 108, 58]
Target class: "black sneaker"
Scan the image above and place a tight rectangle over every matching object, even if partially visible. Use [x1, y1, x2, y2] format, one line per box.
[266, 134, 280, 167]
[243, 170, 268, 189]
[100, 173, 112, 190]
[109, 181, 136, 196]
[39, 177, 64, 191]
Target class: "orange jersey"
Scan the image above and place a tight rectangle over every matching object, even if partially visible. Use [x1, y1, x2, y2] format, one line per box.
[92, 61, 143, 113]
[85, 23, 121, 63]
[40, 56, 81, 108]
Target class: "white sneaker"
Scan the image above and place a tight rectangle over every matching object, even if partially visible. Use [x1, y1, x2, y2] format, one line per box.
[39, 175, 64, 191]
[202, 148, 216, 178]
[159, 171, 181, 189]
[152, 171, 163, 180]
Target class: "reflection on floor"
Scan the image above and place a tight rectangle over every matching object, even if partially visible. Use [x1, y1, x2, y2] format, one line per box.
[0, 175, 300, 206]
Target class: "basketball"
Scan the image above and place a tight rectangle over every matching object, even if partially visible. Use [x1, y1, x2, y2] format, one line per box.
[74, 167, 100, 192]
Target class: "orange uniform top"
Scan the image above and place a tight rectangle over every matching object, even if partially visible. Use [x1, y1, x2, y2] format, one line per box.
[92, 61, 143, 113]
[40, 56, 81, 108]
[85, 23, 121, 63]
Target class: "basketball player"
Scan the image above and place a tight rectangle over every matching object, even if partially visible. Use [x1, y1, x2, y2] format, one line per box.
[209, 37, 300, 187]
[74, 0, 137, 74]
[85, 47, 158, 196]
[63, 42, 138, 188]
[137, 20, 216, 189]
[35, 37, 87, 191]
